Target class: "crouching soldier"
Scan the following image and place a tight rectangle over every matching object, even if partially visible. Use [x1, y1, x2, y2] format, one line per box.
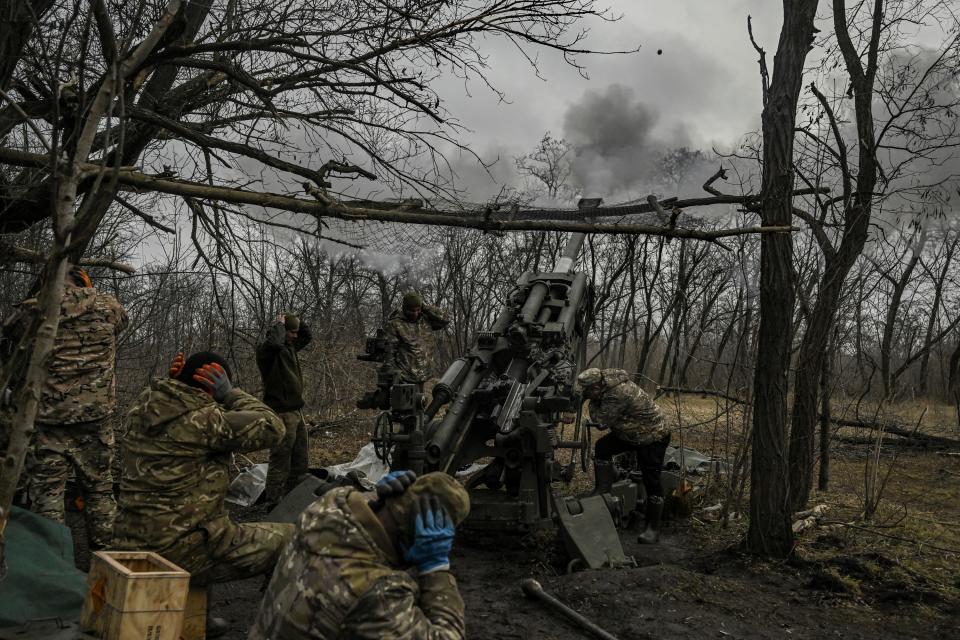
[114, 351, 294, 633]
[249, 471, 469, 640]
[578, 368, 670, 544]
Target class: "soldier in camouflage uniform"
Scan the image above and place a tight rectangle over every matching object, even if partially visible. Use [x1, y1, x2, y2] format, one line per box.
[2, 267, 128, 549]
[114, 351, 294, 587]
[249, 471, 469, 640]
[382, 291, 449, 388]
[578, 367, 669, 544]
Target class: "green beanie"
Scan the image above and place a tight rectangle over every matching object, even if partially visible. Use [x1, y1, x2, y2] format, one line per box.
[402, 291, 423, 311]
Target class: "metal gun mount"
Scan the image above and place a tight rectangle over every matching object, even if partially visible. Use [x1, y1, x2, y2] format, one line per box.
[358, 216, 639, 569]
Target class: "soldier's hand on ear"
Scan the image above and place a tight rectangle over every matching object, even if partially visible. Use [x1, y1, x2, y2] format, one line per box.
[193, 363, 232, 403]
[168, 352, 185, 378]
[368, 470, 416, 510]
[403, 495, 455, 574]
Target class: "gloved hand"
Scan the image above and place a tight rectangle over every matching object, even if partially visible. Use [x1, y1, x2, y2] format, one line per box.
[368, 470, 417, 510]
[192, 362, 232, 403]
[403, 495, 455, 574]
[168, 352, 185, 378]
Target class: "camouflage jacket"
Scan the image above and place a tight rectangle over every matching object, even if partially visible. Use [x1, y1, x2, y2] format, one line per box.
[383, 305, 449, 384]
[114, 379, 285, 551]
[2, 284, 128, 425]
[588, 369, 668, 446]
[248, 487, 465, 640]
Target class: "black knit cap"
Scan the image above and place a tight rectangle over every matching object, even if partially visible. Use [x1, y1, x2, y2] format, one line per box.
[175, 351, 232, 389]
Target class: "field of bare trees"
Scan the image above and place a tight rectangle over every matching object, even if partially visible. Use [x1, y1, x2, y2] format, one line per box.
[2, 0, 960, 637]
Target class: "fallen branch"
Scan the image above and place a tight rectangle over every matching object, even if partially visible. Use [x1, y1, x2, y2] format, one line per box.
[792, 504, 829, 534]
[818, 520, 960, 555]
[830, 417, 960, 449]
[657, 387, 960, 449]
[0, 146, 804, 242]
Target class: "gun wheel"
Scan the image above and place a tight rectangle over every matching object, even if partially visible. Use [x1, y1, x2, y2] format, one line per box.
[372, 411, 394, 465]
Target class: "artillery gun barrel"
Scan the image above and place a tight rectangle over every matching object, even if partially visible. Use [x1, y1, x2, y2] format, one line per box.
[553, 232, 587, 273]
[426, 363, 485, 465]
[557, 272, 588, 334]
[425, 357, 469, 419]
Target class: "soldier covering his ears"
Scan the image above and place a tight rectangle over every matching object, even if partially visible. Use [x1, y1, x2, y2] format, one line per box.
[114, 351, 294, 607]
[249, 471, 469, 640]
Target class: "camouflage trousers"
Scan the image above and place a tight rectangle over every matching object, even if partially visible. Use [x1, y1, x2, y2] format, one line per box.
[265, 410, 309, 503]
[157, 516, 294, 586]
[27, 419, 117, 549]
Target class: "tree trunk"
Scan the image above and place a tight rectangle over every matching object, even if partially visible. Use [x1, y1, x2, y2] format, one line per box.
[747, 0, 819, 558]
[880, 251, 920, 397]
[786, 0, 883, 512]
[818, 335, 835, 491]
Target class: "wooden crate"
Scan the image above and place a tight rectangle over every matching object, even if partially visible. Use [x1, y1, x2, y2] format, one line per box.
[181, 585, 208, 640]
[80, 551, 190, 640]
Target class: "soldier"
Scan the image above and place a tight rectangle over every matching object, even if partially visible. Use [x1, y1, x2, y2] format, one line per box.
[256, 313, 313, 505]
[249, 471, 469, 640]
[577, 367, 669, 544]
[383, 291, 449, 388]
[114, 351, 293, 610]
[2, 266, 128, 550]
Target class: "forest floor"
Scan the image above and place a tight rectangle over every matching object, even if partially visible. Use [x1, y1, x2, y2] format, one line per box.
[65, 397, 960, 639]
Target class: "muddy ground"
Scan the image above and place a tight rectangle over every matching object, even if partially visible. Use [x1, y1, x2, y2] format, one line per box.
[199, 503, 959, 640]
[64, 398, 960, 639]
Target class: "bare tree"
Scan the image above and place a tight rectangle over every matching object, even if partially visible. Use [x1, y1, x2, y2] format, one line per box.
[746, 0, 820, 558]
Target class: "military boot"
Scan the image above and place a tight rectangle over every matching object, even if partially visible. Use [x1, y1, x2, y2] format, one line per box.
[638, 495, 664, 544]
[591, 461, 616, 496]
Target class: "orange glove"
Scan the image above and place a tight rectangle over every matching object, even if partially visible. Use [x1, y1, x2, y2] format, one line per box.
[168, 352, 185, 378]
[192, 362, 232, 402]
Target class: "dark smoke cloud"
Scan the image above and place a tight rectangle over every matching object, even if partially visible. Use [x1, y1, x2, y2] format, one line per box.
[562, 83, 715, 201]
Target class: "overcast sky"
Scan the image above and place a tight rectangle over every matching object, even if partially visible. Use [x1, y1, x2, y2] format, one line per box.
[435, 1, 787, 202]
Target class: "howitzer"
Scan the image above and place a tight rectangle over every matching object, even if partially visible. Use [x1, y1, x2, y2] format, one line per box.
[419, 231, 593, 532]
[359, 212, 635, 567]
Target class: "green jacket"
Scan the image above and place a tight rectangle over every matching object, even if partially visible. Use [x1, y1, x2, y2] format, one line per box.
[256, 321, 312, 411]
[248, 487, 465, 640]
[114, 378, 285, 551]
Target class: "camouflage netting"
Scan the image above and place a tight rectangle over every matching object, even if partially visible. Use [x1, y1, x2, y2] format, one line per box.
[320, 199, 690, 255]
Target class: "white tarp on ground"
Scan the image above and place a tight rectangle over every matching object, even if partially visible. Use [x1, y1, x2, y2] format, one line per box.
[325, 443, 388, 484]
[226, 444, 389, 506]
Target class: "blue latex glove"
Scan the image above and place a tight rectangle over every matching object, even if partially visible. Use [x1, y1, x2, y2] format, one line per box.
[368, 470, 417, 510]
[403, 495, 455, 574]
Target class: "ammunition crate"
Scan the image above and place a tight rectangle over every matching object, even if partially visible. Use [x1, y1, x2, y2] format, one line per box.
[80, 551, 190, 640]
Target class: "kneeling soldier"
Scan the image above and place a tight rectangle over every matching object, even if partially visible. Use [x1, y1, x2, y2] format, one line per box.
[249, 471, 469, 640]
[114, 351, 294, 633]
[578, 367, 670, 544]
